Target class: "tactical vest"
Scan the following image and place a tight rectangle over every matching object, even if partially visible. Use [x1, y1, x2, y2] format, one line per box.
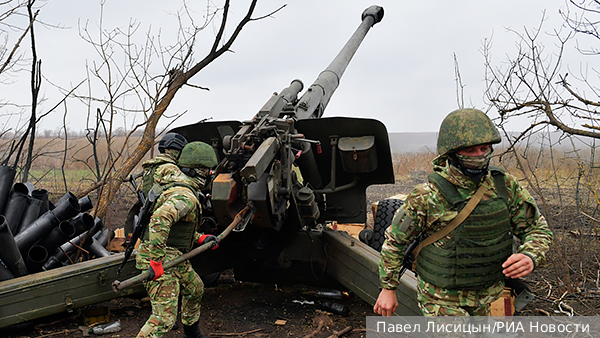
[414, 167, 513, 289]
[142, 182, 200, 252]
[141, 164, 159, 200]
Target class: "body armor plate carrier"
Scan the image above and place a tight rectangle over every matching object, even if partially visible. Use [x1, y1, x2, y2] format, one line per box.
[141, 182, 200, 252]
[414, 167, 513, 289]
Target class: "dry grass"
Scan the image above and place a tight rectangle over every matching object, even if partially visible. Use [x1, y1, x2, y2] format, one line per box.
[1, 135, 152, 194]
[392, 148, 600, 312]
[7, 135, 600, 307]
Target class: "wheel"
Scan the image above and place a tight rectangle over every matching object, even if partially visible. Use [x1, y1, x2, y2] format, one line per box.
[371, 199, 403, 252]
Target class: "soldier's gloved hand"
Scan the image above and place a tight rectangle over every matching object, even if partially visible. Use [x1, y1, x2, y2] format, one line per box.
[198, 234, 219, 250]
[148, 260, 164, 281]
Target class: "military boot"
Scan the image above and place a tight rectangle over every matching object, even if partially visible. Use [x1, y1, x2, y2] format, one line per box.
[183, 320, 206, 338]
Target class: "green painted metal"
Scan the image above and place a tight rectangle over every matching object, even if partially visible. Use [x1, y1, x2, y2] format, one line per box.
[322, 229, 421, 316]
[0, 253, 144, 328]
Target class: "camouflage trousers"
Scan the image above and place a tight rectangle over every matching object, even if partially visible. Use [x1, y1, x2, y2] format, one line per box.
[136, 260, 204, 338]
[416, 277, 504, 316]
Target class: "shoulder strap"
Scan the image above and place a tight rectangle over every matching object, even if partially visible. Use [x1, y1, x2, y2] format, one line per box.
[142, 165, 158, 198]
[490, 166, 509, 201]
[411, 182, 489, 269]
[428, 172, 463, 206]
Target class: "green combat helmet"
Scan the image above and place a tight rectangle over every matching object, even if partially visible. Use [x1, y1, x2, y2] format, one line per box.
[179, 141, 219, 168]
[436, 108, 501, 156]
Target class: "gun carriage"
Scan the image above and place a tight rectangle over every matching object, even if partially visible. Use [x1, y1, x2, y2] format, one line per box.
[0, 6, 426, 329]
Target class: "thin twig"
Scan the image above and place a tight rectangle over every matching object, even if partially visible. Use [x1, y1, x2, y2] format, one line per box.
[327, 326, 353, 338]
[303, 319, 325, 338]
[208, 328, 264, 336]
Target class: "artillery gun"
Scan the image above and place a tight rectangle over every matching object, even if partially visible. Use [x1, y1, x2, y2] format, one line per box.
[1, 6, 426, 330]
[169, 5, 394, 284]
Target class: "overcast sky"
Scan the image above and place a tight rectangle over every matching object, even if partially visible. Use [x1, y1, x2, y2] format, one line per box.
[0, 0, 576, 133]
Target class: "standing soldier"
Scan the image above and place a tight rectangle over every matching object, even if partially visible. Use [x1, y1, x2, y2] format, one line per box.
[136, 141, 219, 338]
[373, 108, 553, 316]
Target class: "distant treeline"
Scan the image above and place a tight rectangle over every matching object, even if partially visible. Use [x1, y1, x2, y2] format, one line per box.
[0, 128, 147, 140]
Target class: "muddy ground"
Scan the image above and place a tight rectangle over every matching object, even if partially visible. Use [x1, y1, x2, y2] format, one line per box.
[3, 181, 595, 337]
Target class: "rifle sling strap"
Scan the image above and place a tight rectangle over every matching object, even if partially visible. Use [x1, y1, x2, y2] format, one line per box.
[411, 182, 489, 270]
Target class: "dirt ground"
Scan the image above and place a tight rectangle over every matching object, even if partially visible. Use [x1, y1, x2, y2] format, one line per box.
[3, 180, 596, 337]
[4, 270, 372, 338]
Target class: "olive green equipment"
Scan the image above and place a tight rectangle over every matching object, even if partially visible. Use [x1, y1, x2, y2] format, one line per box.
[437, 108, 501, 156]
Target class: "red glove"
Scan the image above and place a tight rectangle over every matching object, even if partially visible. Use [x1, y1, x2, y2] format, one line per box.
[148, 260, 164, 281]
[198, 234, 219, 250]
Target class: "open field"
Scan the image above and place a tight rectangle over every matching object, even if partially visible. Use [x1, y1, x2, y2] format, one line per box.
[3, 136, 600, 338]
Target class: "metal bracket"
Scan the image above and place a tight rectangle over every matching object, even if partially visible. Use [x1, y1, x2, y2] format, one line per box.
[98, 271, 106, 286]
[64, 294, 74, 313]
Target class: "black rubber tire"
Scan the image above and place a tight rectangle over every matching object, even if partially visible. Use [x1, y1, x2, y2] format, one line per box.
[371, 199, 403, 252]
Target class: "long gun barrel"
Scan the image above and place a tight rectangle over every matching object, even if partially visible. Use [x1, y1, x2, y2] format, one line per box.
[257, 6, 383, 121]
[294, 5, 384, 120]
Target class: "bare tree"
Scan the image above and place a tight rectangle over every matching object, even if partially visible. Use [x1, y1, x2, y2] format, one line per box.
[483, 1, 600, 296]
[0, 0, 29, 77]
[67, 0, 283, 220]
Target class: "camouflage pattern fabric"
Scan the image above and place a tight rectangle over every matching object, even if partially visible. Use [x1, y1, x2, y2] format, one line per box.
[136, 257, 204, 337]
[418, 278, 503, 316]
[436, 109, 501, 156]
[141, 152, 181, 197]
[135, 159, 204, 337]
[179, 141, 218, 169]
[379, 155, 553, 316]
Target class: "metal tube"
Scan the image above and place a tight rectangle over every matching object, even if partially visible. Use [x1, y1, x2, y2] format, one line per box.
[31, 188, 49, 215]
[0, 215, 28, 277]
[17, 197, 43, 236]
[25, 245, 49, 274]
[14, 210, 60, 256]
[112, 205, 251, 292]
[0, 165, 16, 215]
[88, 238, 111, 258]
[51, 193, 81, 221]
[37, 220, 77, 253]
[295, 6, 384, 120]
[69, 213, 94, 237]
[78, 195, 94, 212]
[0, 259, 14, 282]
[4, 189, 29, 235]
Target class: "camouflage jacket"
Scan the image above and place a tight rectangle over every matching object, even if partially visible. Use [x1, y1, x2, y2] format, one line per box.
[136, 160, 203, 269]
[379, 156, 554, 290]
[140, 152, 179, 197]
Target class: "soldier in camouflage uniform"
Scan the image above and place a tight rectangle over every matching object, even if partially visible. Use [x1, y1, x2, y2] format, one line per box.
[139, 133, 189, 199]
[136, 141, 220, 338]
[373, 109, 553, 316]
